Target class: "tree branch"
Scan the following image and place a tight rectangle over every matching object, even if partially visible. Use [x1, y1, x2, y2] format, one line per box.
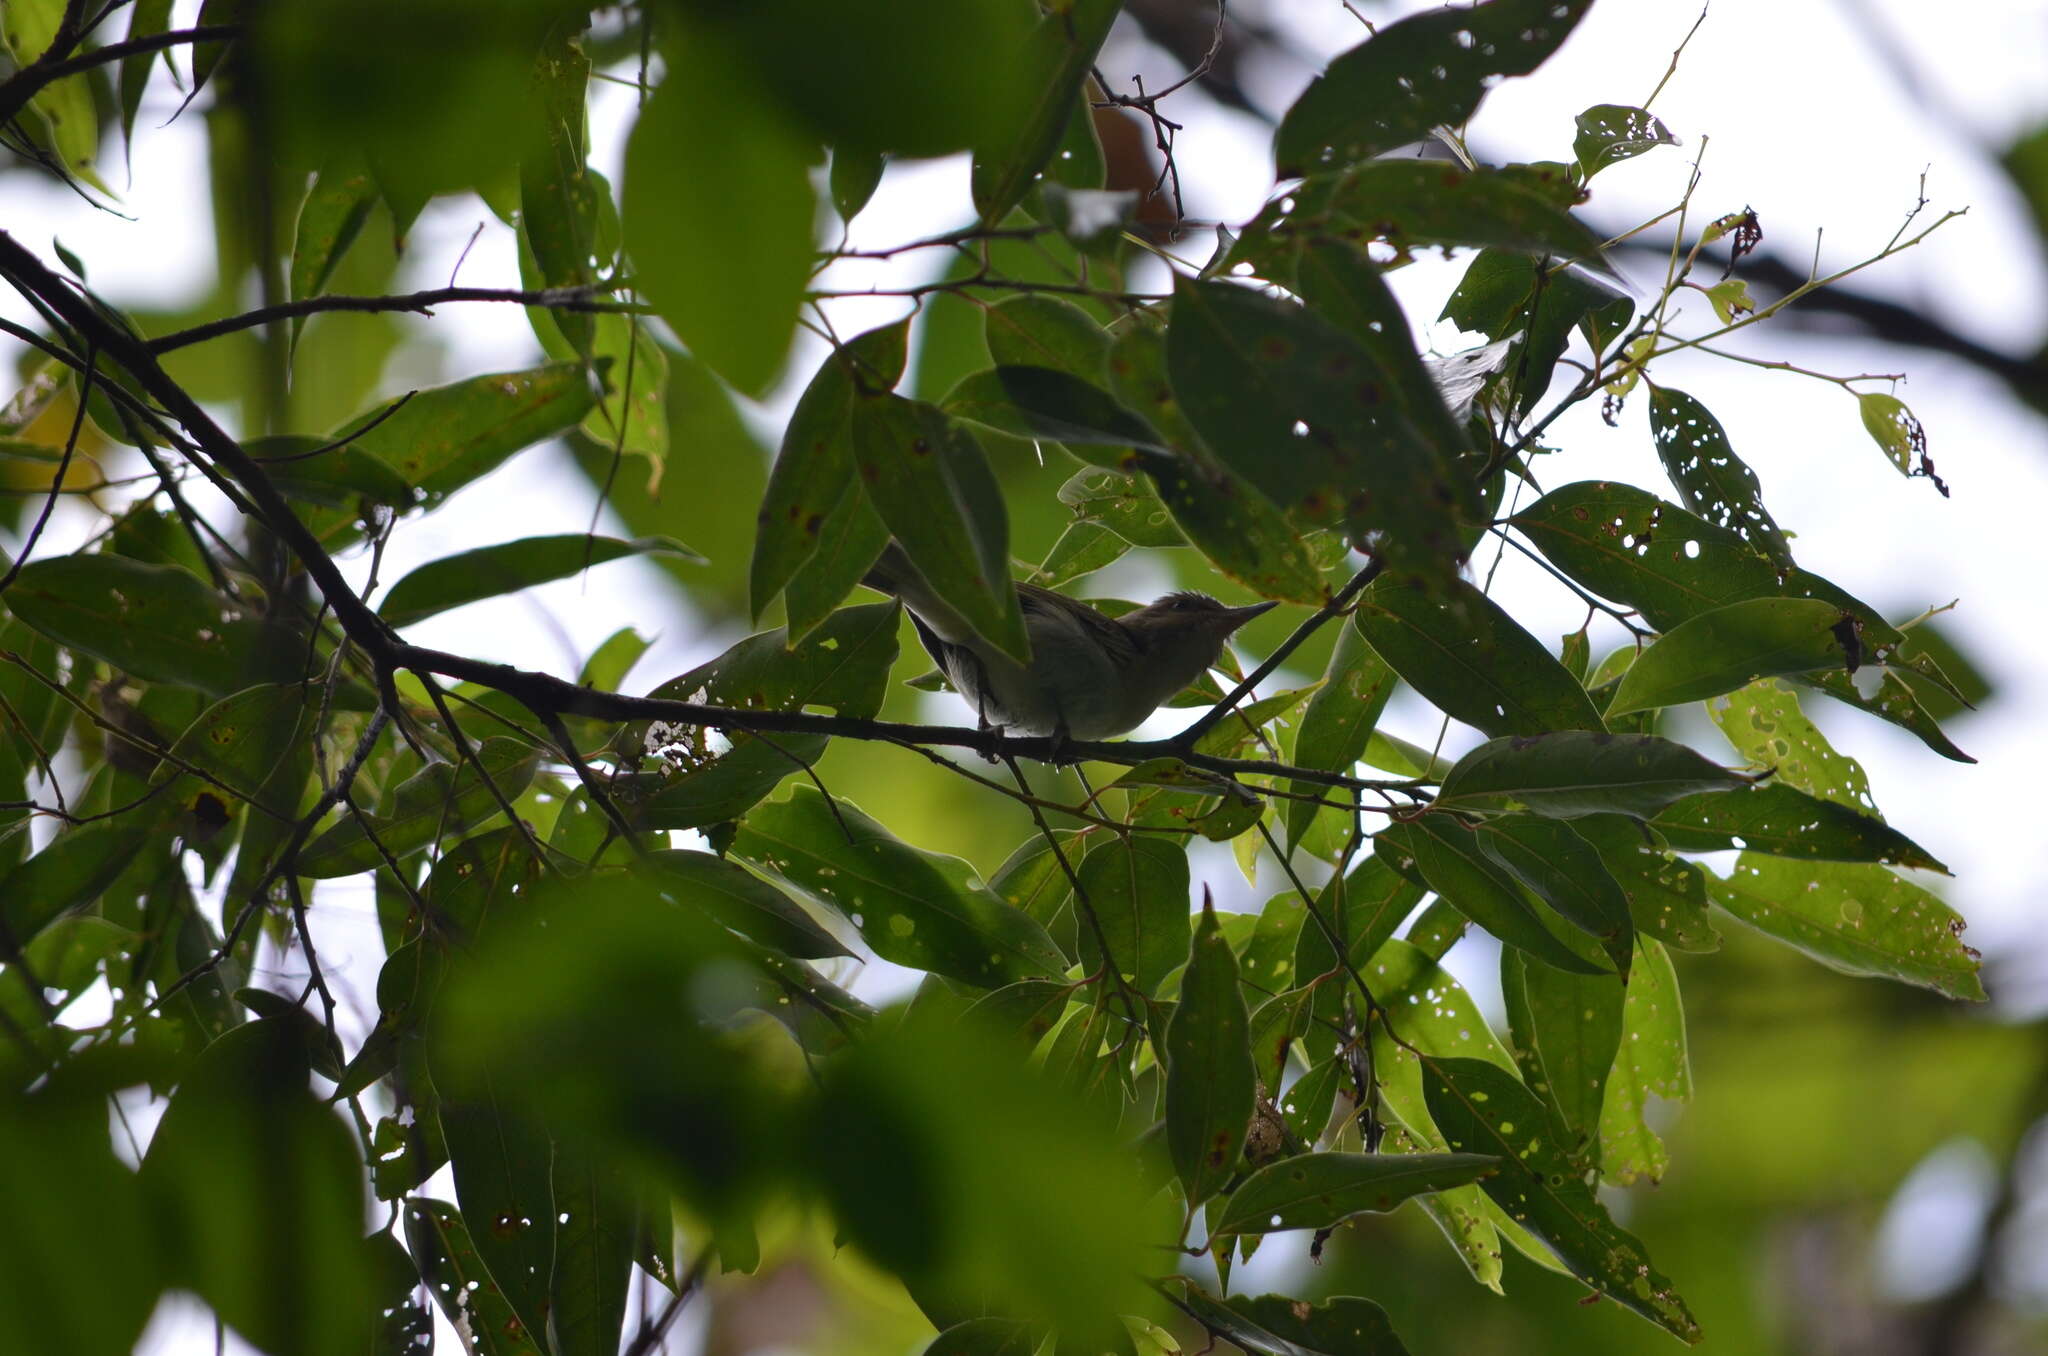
[0, 24, 238, 131]
[146, 284, 653, 353]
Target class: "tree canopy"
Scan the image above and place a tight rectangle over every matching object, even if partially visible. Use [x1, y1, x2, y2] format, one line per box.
[0, 3, 2034, 1355]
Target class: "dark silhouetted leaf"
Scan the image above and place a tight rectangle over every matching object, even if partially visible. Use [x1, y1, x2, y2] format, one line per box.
[1648, 386, 1791, 566]
[640, 848, 850, 959]
[1476, 815, 1633, 973]
[1275, 0, 1591, 176]
[1573, 104, 1678, 179]
[1435, 732, 1748, 819]
[1215, 1151, 1499, 1236]
[1653, 781, 1947, 872]
[1353, 576, 1605, 737]
[1377, 818, 1610, 975]
[1167, 902, 1256, 1208]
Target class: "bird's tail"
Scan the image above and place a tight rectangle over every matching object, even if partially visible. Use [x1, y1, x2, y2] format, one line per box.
[861, 541, 979, 644]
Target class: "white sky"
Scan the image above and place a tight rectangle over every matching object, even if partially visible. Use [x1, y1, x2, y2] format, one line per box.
[6, 2, 2048, 1350]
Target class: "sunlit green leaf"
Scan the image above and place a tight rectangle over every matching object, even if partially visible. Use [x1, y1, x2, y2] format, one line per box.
[1501, 951, 1623, 1162]
[1285, 621, 1396, 850]
[1707, 855, 1986, 1001]
[336, 362, 596, 499]
[1598, 936, 1689, 1187]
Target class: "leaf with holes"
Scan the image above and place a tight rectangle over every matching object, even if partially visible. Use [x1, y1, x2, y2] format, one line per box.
[1609, 599, 1850, 716]
[1599, 936, 1689, 1186]
[1056, 468, 1185, 548]
[1653, 781, 1947, 872]
[1707, 855, 1985, 1001]
[1573, 104, 1678, 179]
[1422, 1057, 1701, 1342]
[1501, 952, 1623, 1161]
[1275, 0, 1592, 177]
[1707, 679, 1879, 813]
[1214, 1152, 1499, 1237]
[1239, 163, 1610, 277]
[1571, 815, 1720, 954]
[1649, 386, 1791, 566]
[635, 602, 899, 830]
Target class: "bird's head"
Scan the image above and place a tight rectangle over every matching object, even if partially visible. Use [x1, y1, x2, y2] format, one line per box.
[1119, 591, 1277, 698]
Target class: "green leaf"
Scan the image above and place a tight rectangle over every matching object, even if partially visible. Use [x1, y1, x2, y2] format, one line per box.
[1571, 815, 1720, 953]
[0, 1, 103, 188]
[1162, 1283, 1414, 1356]
[970, 0, 1118, 223]
[298, 737, 542, 877]
[1352, 576, 1605, 737]
[984, 294, 1111, 382]
[1501, 951, 1624, 1161]
[1609, 598, 1849, 715]
[379, 534, 701, 628]
[1, 818, 152, 942]
[1285, 621, 1397, 850]
[1476, 816, 1633, 973]
[442, 1096, 557, 1346]
[852, 394, 1029, 662]
[405, 1198, 547, 1356]
[1509, 480, 1972, 761]
[547, 1145, 636, 1356]
[337, 362, 597, 499]
[623, 42, 813, 394]
[1707, 855, 1986, 1001]
[635, 602, 898, 829]
[141, 1020, 380, 1356]
[1573, 104, 1678, 179]
[4, 554, 292, 696]
[520, 27, 597, 356]
[1706, 678, 1879, 813]
[1294, 855, 1427, 1040]
[288, 158, 378, 338]
[1435, 731, 1749, 819]
[1653, 781, 1948, 872]
[1857, 391, 1929, 478]
[1128, 449, 1328, 605]
[0, 1084, 160, 1355]
[1075, 835, 1190, 997]
[1214, 1151, 1499, 1236]
[1239, 163, 1609, 276]
[750, 320, 907, 623]
[925, 1318, 1040, 1356]
[1167, 902, 1256, 1208]
[1057, 467, 1184, 548]
[1598, 936, 1689, 1186]
[1422, 1057, 1701, 1342]
[1168, 276, 1470, 573]
[944, 364, 1171, 462]
[1377, 818, 1610, 976]
[152, 681, 314, 817]
[1275, 0, 1592, 176]
[1440, 248, 1631, 415]
[1648, 386, 1792, 566]
[639, 848, 849, 960]
[731, 786, 1064, 987]
[830, 145, 885, 222]
[119, 0, 176, 149]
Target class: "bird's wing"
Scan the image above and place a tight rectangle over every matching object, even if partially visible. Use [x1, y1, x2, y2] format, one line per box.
[1017, 582, 1138, 668]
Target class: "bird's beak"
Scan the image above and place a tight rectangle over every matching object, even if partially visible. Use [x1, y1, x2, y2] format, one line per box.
[1223, 600, 1278, 631]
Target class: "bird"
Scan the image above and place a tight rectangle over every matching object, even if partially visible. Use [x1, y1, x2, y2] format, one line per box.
[862, 543, 1276, 741]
